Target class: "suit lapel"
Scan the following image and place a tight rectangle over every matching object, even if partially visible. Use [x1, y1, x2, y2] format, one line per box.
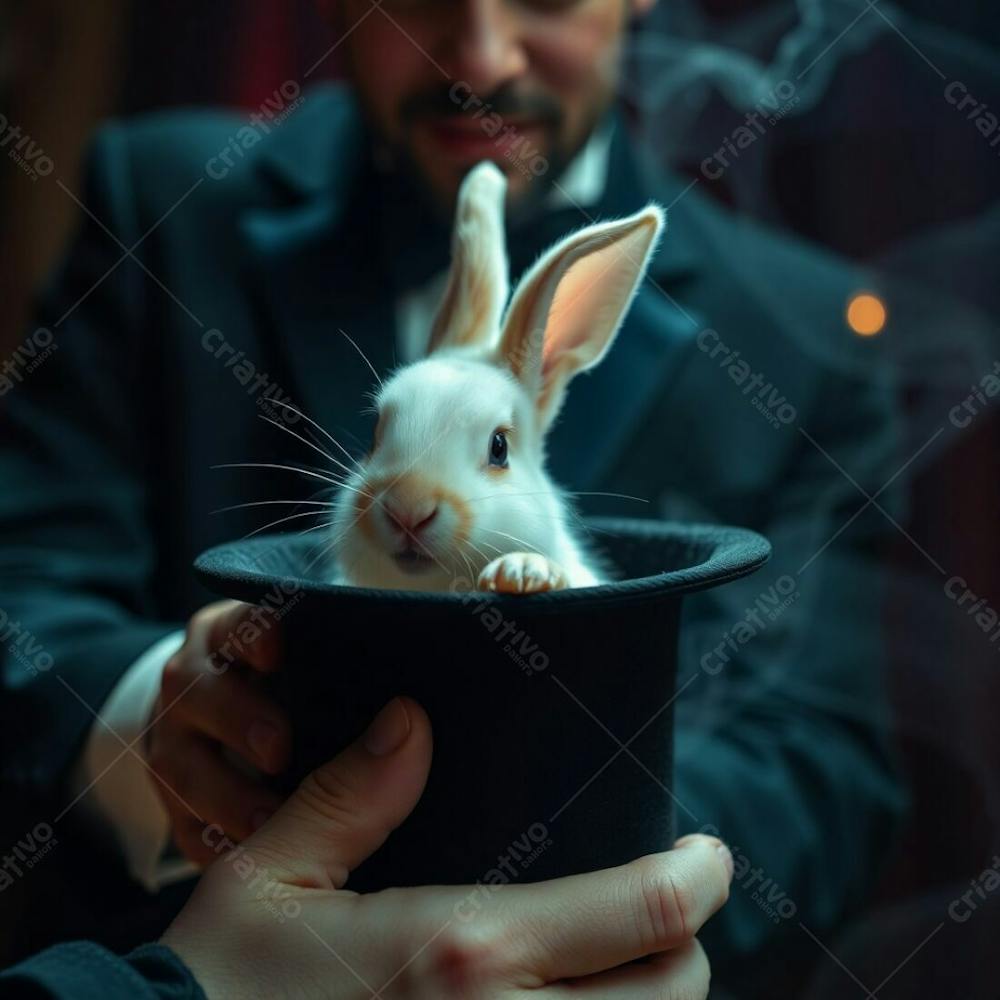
[242, 167, 396, 462]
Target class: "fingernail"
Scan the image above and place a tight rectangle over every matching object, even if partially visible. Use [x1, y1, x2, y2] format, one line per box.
[717, 842, 734, 882]
[247, 719, 278, 766]
[250, 808, 272, 831]
[363, 698, 410, 756]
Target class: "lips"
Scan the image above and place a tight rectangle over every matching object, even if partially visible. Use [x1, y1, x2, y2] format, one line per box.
[421, 116, 544, 163]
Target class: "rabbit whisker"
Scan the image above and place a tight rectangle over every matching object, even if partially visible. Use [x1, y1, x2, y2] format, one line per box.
[298, 519, 342, 535]
[477, 540, 504, 556]
[304, 532, 340, 573]
[460, 537, 492, 566]
[467, 490, 649, 504]
[466, 538, 493, 563]
[212, 499, 335, 515]
[340, 328, 384, 391]
[242, 507, 341, 539]
[457, 547, 475, 584]
[257, 413, 357, 479]
[563, 490, 649, 504]
[479, 527, 545, 556]
[334, 425, 369, 455]
[260, 399, 363, 470]
[325, 481, 371, 499]
[213, 462, 370, 496]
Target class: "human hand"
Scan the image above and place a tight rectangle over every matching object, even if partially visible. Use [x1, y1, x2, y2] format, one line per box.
[149, 600, 289, 864]
[163, 696, 732, 998]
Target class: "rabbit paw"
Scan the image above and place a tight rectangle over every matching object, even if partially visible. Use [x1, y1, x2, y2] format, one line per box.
[477, 552, 569, 594]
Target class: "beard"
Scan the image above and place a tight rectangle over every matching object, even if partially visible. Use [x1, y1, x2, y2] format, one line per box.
[357, 78, 608, 225]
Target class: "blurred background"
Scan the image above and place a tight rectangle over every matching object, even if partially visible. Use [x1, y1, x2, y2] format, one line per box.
[1, 0, 998, 996]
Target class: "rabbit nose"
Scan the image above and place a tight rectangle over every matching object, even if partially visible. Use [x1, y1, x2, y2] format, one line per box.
[385, 502, 439, 538]
[411, 507, 439, 536]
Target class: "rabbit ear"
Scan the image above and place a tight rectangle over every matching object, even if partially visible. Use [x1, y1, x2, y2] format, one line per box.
[496, 205, 664, 429]
[427, 162, 509, 356]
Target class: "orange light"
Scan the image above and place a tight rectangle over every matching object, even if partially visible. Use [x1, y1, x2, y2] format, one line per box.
[847, 293, 887, 337]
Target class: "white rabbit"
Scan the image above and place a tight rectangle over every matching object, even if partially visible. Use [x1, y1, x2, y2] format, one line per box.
[329, 161, 664, 594]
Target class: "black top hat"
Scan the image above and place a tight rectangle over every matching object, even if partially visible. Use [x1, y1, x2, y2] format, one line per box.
[195, 517, 769, 890]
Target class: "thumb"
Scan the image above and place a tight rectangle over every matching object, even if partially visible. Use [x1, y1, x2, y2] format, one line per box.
[243, 696, 433, 890]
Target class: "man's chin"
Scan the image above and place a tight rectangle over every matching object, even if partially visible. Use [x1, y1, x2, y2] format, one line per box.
[407, 130, 564, 218]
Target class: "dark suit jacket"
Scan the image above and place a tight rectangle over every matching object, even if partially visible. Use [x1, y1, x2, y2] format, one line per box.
[0, 84, 904, 982]
[0, 942, 202, 999]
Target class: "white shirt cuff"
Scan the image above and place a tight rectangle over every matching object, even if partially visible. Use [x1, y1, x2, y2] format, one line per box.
[76, 629, 198, 892]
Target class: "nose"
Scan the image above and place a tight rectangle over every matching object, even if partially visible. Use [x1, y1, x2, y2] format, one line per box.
[442, 0, 528, 95]
[385, 502, 439, 539]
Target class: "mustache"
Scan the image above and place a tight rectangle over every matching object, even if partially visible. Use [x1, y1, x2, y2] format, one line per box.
[400, 82, 563, 128]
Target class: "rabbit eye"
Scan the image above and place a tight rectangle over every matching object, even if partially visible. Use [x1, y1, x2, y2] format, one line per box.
[489, 430, 509, 468]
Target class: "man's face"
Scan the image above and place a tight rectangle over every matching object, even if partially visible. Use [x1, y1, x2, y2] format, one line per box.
[331, 0, 650, 213]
